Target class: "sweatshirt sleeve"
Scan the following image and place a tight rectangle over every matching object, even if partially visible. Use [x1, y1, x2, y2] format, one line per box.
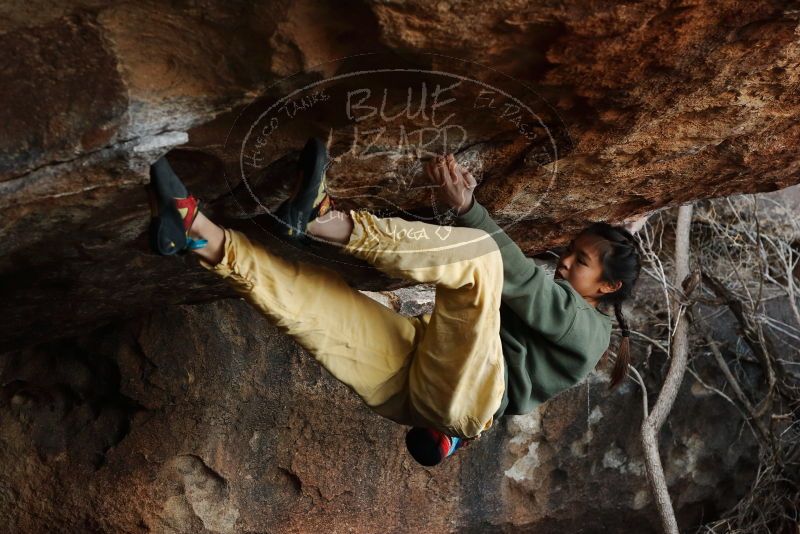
[454, 198, 580, 343]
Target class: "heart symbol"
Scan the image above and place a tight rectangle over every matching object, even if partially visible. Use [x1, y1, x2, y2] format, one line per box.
[435, 225, 452, 240]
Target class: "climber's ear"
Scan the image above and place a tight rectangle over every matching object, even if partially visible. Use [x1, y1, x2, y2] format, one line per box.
[599, 279, 623, 295]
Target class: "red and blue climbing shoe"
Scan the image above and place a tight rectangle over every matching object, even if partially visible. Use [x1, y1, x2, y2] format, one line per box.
[405, 427, 469, 466]
[146, 157, 208, 256]
[274, 137, 335, 241]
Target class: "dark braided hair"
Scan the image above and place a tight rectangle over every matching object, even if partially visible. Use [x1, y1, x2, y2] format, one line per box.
[581, 223, 642, 389]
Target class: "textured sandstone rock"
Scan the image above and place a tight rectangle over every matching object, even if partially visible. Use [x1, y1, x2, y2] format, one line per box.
[0, 291, 757, 533]
[0, 1, 796, 531]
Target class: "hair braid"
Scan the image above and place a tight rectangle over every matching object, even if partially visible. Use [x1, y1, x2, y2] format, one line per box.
[614, 300, 630, 337]
[609, 301, 632, 389]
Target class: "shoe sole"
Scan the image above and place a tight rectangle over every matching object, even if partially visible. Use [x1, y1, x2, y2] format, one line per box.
[147, 157, 192, 256]
[275, 137, 328, 238]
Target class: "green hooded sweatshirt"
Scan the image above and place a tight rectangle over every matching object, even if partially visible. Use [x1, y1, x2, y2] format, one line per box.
[454, 199, 613, 419]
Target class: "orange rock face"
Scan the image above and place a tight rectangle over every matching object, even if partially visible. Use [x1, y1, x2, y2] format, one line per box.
[1, 0, 798, 349]
[0, 2, 793, 530]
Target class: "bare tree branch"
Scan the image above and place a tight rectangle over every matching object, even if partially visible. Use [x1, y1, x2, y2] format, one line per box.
[705, 336, 777, 458]
[640, 203, 694, 534]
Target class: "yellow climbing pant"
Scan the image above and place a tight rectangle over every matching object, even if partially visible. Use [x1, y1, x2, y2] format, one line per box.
[197, 209, 505, 439]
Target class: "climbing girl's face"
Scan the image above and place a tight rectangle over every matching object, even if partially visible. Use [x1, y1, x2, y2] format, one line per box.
[554, 233, 621, 306]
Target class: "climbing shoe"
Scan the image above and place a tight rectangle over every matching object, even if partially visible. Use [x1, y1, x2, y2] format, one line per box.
[146, 157, 208, 256]
[405, 427, 470, 466]
[274, 137, 334, 240]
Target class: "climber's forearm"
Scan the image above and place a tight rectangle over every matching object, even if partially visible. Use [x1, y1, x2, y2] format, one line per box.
[453, 198, 530, 274]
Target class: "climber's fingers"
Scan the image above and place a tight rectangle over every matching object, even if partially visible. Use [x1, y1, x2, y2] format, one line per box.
[462, 167, 477, 190]
[446, 154, 463, 187]
[438, 156, 453, 185]
[431, 157, 446, 186]
[446, 154, 459, 183]
[450, 158, 466, 186]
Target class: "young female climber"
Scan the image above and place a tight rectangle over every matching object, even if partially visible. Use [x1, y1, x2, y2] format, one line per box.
[146, 138, 641, 467]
